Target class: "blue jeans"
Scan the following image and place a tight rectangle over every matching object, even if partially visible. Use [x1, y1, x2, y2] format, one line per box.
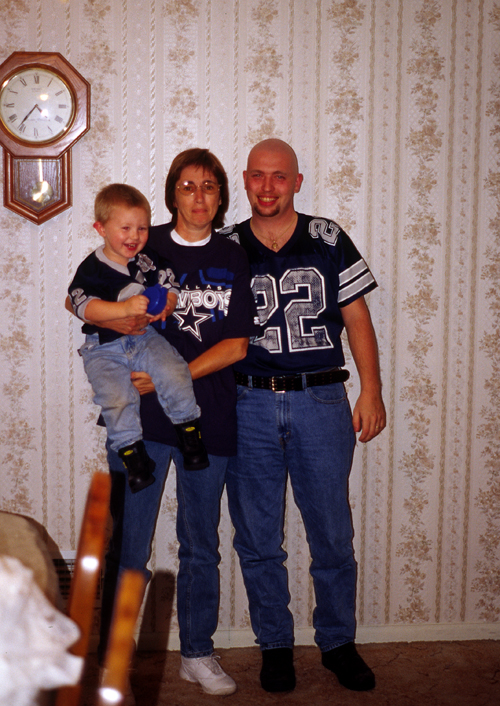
[172, 447, 228, 657]
[226, 382, 357, 653]
[99, 440, 228, 661]
[80, 329, 200, 452]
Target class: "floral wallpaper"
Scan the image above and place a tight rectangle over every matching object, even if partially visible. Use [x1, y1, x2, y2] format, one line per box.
[0, 0, 499, 648]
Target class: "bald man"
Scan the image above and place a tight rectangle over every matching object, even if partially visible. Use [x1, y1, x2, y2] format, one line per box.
[222, 139, 386, 694]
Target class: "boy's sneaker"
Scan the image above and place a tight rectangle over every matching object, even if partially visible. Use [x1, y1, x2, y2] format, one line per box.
[118, 440, 156, 493]
[173, 419, 209, 470]
[179, 654, 237, 696]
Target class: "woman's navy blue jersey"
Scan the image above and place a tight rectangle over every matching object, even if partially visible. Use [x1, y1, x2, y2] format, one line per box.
[140, 223, 259, 456]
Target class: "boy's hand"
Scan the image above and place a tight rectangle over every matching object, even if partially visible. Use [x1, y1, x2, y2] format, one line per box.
[123, 294, 149, 317]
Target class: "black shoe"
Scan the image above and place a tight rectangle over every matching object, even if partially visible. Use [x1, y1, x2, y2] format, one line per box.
[173, 419, 209, 471]
[322, 642, 375, 691]
[118, 440, 156, 493]
[260, 648, 296, 693]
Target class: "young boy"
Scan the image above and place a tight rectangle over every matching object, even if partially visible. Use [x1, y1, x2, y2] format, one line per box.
[68, 184, 208, 492]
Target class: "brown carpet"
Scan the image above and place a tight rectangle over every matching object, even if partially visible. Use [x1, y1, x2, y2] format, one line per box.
[80, 640, 500, 705]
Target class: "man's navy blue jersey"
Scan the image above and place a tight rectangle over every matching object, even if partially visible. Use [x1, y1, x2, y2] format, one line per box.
[220, 213, 377, 377]
[68, 244, 179, 344]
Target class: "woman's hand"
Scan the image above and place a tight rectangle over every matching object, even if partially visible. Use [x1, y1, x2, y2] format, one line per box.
[131, 371, 155, 395]
[97, 314, 150, 335]
[149, 291, 177, 324]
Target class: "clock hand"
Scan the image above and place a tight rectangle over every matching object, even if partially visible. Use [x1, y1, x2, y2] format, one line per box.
[19, 103, 40, 127]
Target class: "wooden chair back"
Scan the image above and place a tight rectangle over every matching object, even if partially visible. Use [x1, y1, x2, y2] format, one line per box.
[96, 570, 146, 706]
[55, 471, 111, 706]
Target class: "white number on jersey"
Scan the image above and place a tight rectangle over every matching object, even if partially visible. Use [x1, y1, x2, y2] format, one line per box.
[308, 218, 340, 246]
[251, 268, 334, 353]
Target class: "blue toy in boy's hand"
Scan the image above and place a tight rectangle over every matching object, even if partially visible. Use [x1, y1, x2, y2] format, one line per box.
[144, 284, 167, 315]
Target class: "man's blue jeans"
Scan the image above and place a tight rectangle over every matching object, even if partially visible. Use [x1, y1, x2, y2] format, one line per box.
[226, 381, 357, 653]
[99, 440, 228, 661]
[80, 330, 200, 452]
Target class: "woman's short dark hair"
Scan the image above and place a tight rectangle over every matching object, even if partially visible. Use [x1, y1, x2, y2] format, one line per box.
[165, 148, 229, 230]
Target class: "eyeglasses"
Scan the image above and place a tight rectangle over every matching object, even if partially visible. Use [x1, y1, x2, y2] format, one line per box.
[176, 181, 221, 196]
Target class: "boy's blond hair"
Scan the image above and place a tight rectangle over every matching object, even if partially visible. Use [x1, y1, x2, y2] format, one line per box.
[94, 183, 151, 225]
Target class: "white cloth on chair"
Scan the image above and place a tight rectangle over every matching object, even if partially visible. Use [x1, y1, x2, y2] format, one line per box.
[0, 555, 83, 706]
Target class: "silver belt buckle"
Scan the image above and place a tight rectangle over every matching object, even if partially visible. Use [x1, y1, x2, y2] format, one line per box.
[271, 377, 285, 393]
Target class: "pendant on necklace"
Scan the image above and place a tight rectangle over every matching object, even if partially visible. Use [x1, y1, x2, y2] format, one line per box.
[271, 241, 279, 251]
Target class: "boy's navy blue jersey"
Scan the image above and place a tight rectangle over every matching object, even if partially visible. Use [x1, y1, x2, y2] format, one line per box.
[68, 244, 179, 344]
[220, 213, 377, 377]
[139, 224, 259, 456]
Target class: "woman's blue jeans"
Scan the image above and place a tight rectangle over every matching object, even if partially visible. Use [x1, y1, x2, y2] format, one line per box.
[226, 381, 357, 653]
[99, 440, 228, 661]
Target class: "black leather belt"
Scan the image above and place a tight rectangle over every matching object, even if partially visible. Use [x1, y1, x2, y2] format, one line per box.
[234, 368, 350, 392]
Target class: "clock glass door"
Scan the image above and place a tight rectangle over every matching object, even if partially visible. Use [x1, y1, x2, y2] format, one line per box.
[4, 152, 71, 224]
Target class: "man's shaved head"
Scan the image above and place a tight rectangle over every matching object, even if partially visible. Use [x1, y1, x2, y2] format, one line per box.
[247, 138, 300, 174]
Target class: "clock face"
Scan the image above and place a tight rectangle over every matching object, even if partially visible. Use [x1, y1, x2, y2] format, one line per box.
[0, 67, 75, 144]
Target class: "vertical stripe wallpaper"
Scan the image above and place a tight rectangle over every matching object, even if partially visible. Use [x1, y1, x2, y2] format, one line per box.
[0, 0, 499, 647]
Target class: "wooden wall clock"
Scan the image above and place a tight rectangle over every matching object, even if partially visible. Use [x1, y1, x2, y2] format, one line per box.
[0, 52, 90, 224]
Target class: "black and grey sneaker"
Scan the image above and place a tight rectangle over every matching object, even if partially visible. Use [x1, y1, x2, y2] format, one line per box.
[173, 419, 209, 471]
[118, 440, 156, 493]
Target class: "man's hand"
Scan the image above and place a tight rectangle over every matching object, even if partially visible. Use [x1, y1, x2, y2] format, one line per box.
[341, 296, 386, 443]
[352, 389, 386, 443]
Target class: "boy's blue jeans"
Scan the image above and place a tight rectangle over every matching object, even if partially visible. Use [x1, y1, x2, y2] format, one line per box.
[79, 328, 200, 452]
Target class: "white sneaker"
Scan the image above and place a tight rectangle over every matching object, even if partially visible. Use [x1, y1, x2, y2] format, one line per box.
[179, 653, 237, 696]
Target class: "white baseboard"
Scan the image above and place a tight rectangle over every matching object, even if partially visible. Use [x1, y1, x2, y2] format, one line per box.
[125, 622, 500, 653]
[355, 623, 500, 643]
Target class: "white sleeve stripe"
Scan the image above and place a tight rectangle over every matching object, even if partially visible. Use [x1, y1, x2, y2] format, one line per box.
[338, 272, 376, 302]
[75, 295, 99, 321]
[339, 259, 369, 286]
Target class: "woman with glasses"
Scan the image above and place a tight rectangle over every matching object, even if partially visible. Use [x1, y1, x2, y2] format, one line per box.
[98, 149, 258, 698]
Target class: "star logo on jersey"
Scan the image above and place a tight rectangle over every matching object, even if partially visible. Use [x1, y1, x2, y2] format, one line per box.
[173, 300, 212, 341]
